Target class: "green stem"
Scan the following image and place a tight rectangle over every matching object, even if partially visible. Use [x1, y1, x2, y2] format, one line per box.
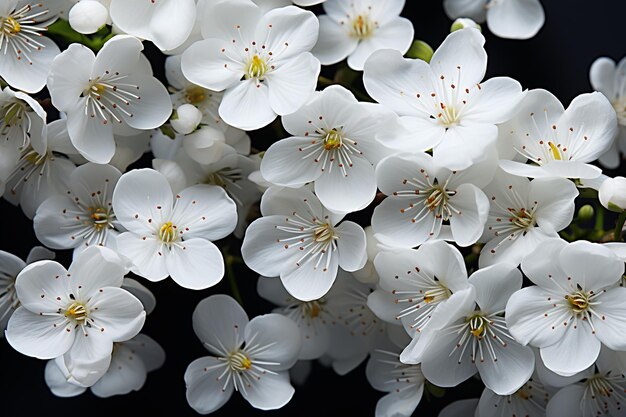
[225, 254, 244, 305]
[615, 211, 626, 242]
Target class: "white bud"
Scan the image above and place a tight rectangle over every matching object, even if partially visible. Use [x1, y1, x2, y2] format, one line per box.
[599, 176, 626, 212]
[451, 18, 481, 32]
[171, 104, 203, 135]
[182, 126, 226, 165]
[69, 1, 109, 35]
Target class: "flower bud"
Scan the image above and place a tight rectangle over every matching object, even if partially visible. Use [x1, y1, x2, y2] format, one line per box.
[577, 204, 594, 221]
[599, 176, 626, 212]
[405, 40, 434, 63]
[171, 104, 203, 135]
[451, 18, 481, 32]
[69, 1, 109, 35]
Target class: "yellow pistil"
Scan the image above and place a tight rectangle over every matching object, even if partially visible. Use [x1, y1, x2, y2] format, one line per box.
[159, 222, 176, 243]
[313, 224, 334, 242]
[89, 207, 109, 231]
[245, 55, 268, 79]
[565, 290, 590, 314]
[511, 208, 534, 229]
[65, 302, 88, 324]
[351, 15, 374, 39]
[3, 17, 21, 34]
[323, 129, 342, 150]
[468, 315, 487, 338]
[228, 351, 252, 371]
[185, 87, 207, 105]
[548, 141, 562, 160]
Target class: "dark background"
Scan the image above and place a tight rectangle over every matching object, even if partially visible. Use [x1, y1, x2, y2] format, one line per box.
[1, 1, 625, 416]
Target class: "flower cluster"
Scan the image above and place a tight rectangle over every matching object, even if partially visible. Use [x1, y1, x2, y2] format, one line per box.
[1, 1, 625, 416]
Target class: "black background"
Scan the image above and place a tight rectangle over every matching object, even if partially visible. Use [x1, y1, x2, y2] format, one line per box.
[1, 1, 625, 416]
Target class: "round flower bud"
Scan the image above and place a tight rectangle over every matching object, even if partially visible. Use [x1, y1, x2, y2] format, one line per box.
[451, 18, 481, 32]
[171, 104, 203, 135]
[599, 176, 626, 212]
[577, 204, 595, 221]
[69, 1, 109, 35]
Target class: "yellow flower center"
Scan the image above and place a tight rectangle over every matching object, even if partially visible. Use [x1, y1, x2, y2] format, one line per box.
[2, 17, 21, 35]
[159, 222, 177, 243]
[323, 128, 343, 150]
[351, 15, 374, 39]
[468, 314, 488, 338]
[548, 141, 563, 161]
[185, 87, 207, 105]
[88, 207, 110, 231]
[228, 351, 252, 371]
[313, 223, 334, 243]
[65, 302, 88, 324]
[245, 55, 268, 79]
[565, 290, 591, 314]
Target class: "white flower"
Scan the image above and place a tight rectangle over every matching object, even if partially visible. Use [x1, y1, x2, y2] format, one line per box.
[407, 263, 534, 396]
[3, 119, 76, 219]
[261, 85, 395, 213]
[444, 0, 544, 40]
[506, 239, 626, 376]
[599, 176, 626, 211]
[368, 241, 473, 342]
[45, 333, 165, 397]
[0, 0, 62, 93]
[366, 346, 425, 417]
[241, 186, 367, 301]
[363, 28, 525, 170]
[109, 0, 196, 51]
[312, 0, 414, 71]
[352, 225, 387, 284]
[372, 151, 494, 248]
[478, 169, 578, 267]
[590, 56, 626, 168]
[546, 349, 626, 417]
[499, 90, 617, 179]
[34, 163, 123, 255]
[0, 86, 46, 150]
[257, 275, 335, 360]
[47, 35, 171, 164]
[438, 399, 479, 417]
[0, 246, 54, 336]
[185, 294, 301, 413]
[68, 0, 109, 34]
[5, 246, 146, 386]
[112, 168, 237, 290]
[181, 1, 321, 130]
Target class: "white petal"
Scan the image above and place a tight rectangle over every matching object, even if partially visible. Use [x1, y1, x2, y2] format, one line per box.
[558, 241, 623, 291]
[185, 357, 234, 414]
[120, 75, 172, 131]
[90, 342, 146, 397]
[505, 286, 566, 347]
[540, 319, 600, 376]
[124, 333, 166, 372]
[240, 371, 295, 410]
[241, 217, 298, 277]
[589, 288, 626, 351]
[171, 185, 237, 241]
[462, 77, 525, 124]
[315, 156, 377, 213]
[281, 251, 339, 302]
[14, 260, 69, 313]
[219, 80, 276, 131]
[181, 39, 242, 92]
[112, 168, 173, 234]
[166, 239, 225, 290]
[62, 328, 113, 387]
[311, 15, 358, 65]
[5, 306, 73, 359]
[433, 123, 498, 170]
[468, 263, 522, 314]
[44, 360, 86, 398]
[443, 0, 487, 21]
[266, 52, 320, 117]
[589, 57, 617, 98]
[48, 43, 96, 111]
[545, 384, 585, 417]
[335, 221, 367, 272]
[192, 294, 249, 355]
[67, 246, 126, 296]
[115, 233, 169, 282]
[487, 0, 545, 39]
[430, 28, 486, 87]
[375, 389, 423, 417]
[88, 287, 145, 342]
[448, 183, 490, 247]
[245, 313, 301, 371]
[65, 101, 115, 164]
[1, 36, 61, 94]
[531, 177, 578, 233]
[261, 137, 323, 187]
[121, 278, 156, 315]
[476, 340, 535, 395]
[256, 6, 318, 61]
[519, 237, 569, 291]
[439, 399, 480, 417]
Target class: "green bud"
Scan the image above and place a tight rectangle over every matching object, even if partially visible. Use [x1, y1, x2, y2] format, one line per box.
[160, 124, 176, 140]
[577, 205, 595, 221]
[451, 18, 482, 33]
[405, 40, 434, 63]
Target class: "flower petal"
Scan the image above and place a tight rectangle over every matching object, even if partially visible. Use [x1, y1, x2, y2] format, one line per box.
[166, 239, 225, 290]
[185, 356, 234, 414]
[5, 306, 73, 359]
[192, 294, 249, 355]
[245, 313, 301, 371]
[240, 371, 295, 410]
